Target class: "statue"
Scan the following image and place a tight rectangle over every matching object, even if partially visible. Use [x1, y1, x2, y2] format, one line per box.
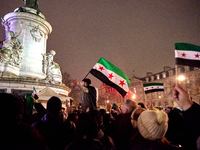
[0, 21, 24, 67]
[42, 50, 62, 83]
[23, 0, 39, 9]
[15, 0, 42, 18]
[0, 31, 23, 67]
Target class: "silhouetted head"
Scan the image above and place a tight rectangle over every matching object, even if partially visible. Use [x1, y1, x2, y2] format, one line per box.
[121, 99, 137, 114]
[47, 96, 62, 113]
[0, 93, 24, 122]
[138, 102, 146, 109]
[82, 78, 91, 86]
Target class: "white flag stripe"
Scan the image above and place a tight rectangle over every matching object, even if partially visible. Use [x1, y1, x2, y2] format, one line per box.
[93, 63, 129, 92]
[143, 85, 164, 91]
[175, 50, 200, 60]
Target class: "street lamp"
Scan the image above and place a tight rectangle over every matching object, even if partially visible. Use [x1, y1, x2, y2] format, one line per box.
[177, 75, 185, 84]
[132, 94, 136, 100]
[177, 75, 185, 81]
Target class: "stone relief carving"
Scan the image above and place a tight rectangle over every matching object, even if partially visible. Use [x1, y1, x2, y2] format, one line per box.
[42, 50, 62, 83]
[30, 25, 43, 42]
[0, 21, 24, 67]
[1, 18, 11, 33]
[0, 27, 24, 68]
[0, 31, 23, 67]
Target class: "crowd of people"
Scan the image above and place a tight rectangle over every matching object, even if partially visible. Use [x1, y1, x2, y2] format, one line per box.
[0, 83, 200, 150]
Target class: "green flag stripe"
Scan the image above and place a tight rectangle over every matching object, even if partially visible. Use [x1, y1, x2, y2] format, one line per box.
[175, 43, 200, 52]
[143, 83, 163, 87]
[97, 58, 130, 85]
[93, 63, 129, 90]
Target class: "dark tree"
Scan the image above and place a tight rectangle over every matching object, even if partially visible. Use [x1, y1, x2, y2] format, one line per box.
[62, 72, 82, 106]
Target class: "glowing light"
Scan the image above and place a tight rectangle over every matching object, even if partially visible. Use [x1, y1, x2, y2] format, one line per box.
[107, 100, 109, 103]
[177, 75, 185, 81]
[132, 94, 136, 99]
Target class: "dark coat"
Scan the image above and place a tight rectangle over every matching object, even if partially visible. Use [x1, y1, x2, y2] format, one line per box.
[111, 113, 134, 150]
[180, 103, 200, 150]
[130, 129, 181, 150]
[81, 85, 97, 112]
[65, 138, 104, 150]
[33, 112, 76, 150]
[0, 121, 47, 150]
[165, 109, 187, 146]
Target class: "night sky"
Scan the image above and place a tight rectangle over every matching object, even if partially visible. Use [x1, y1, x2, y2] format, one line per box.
[1, 0, 200, 88]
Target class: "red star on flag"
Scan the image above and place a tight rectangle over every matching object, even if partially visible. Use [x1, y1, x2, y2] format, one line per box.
[99, 66, 104, 71]
[119, 80, 125, 87]
[108, 73, 114, 79]
[182, 52, 186, 57]
[146, 88, 148, 90]
[151, 87, 154, 89]
[195, 53, 200, 58]
[157, 86, 159, 88]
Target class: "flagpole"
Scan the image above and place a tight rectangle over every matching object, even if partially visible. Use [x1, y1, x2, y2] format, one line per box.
[175, 65, 178, 85]
[83, 70, 91, 79]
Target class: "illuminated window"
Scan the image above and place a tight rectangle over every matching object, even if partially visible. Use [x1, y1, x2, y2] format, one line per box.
[156, 74, 160, 80]
[150, 76, 154, 81]
[177, 67, 181, 74]
[147, 94, 149, 99]
[157, 92, 161, 98]
[140, 94, 143, 99]
[134, 88, 136, 93]
[186, 77, 190, 83]
[164, 91, 167, 98]
[162, 72, 166, 78]
[184, 66, 190, 72]
[152, 93, 155, 99]
[168, 70, 174, 76]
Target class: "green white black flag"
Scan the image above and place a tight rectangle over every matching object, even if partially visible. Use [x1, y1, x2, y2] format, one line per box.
[90, 58, 130, 97]
[143, 83, 164, 94]
[175, 43, 200, 67]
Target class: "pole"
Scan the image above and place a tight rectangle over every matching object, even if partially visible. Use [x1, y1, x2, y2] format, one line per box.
[175, 65, 178, 85]
[83, 70, 91, 79]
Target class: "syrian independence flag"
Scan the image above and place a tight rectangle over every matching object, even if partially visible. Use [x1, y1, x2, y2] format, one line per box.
[33, 87, 37, 94]
[175, 43, 200, 67]
[90, 58, 130, 97]
[143, 83, 164, 94]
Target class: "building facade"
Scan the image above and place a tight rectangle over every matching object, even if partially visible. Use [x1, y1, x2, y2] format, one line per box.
[99, 66, 200, 108]
[98, 82, 125, 107]
[131, 66, 200, 108]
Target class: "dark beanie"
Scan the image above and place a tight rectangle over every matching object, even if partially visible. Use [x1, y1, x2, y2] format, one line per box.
[47, 96, 62, 113]
[82, 78, 91, 85]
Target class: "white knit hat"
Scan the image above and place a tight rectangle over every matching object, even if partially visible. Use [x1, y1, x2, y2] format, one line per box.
[137, 110, 168, 141]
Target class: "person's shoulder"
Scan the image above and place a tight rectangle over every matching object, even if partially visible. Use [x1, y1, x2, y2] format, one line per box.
[193, 102, 200, 108]
[88, 85, 95, 88]
[183, 102, 200, 113]
[88, 85, 96, 90]
[32, 119, 46, 130]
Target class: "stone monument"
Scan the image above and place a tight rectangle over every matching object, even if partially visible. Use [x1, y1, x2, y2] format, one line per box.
[0, 0, 70, 107]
